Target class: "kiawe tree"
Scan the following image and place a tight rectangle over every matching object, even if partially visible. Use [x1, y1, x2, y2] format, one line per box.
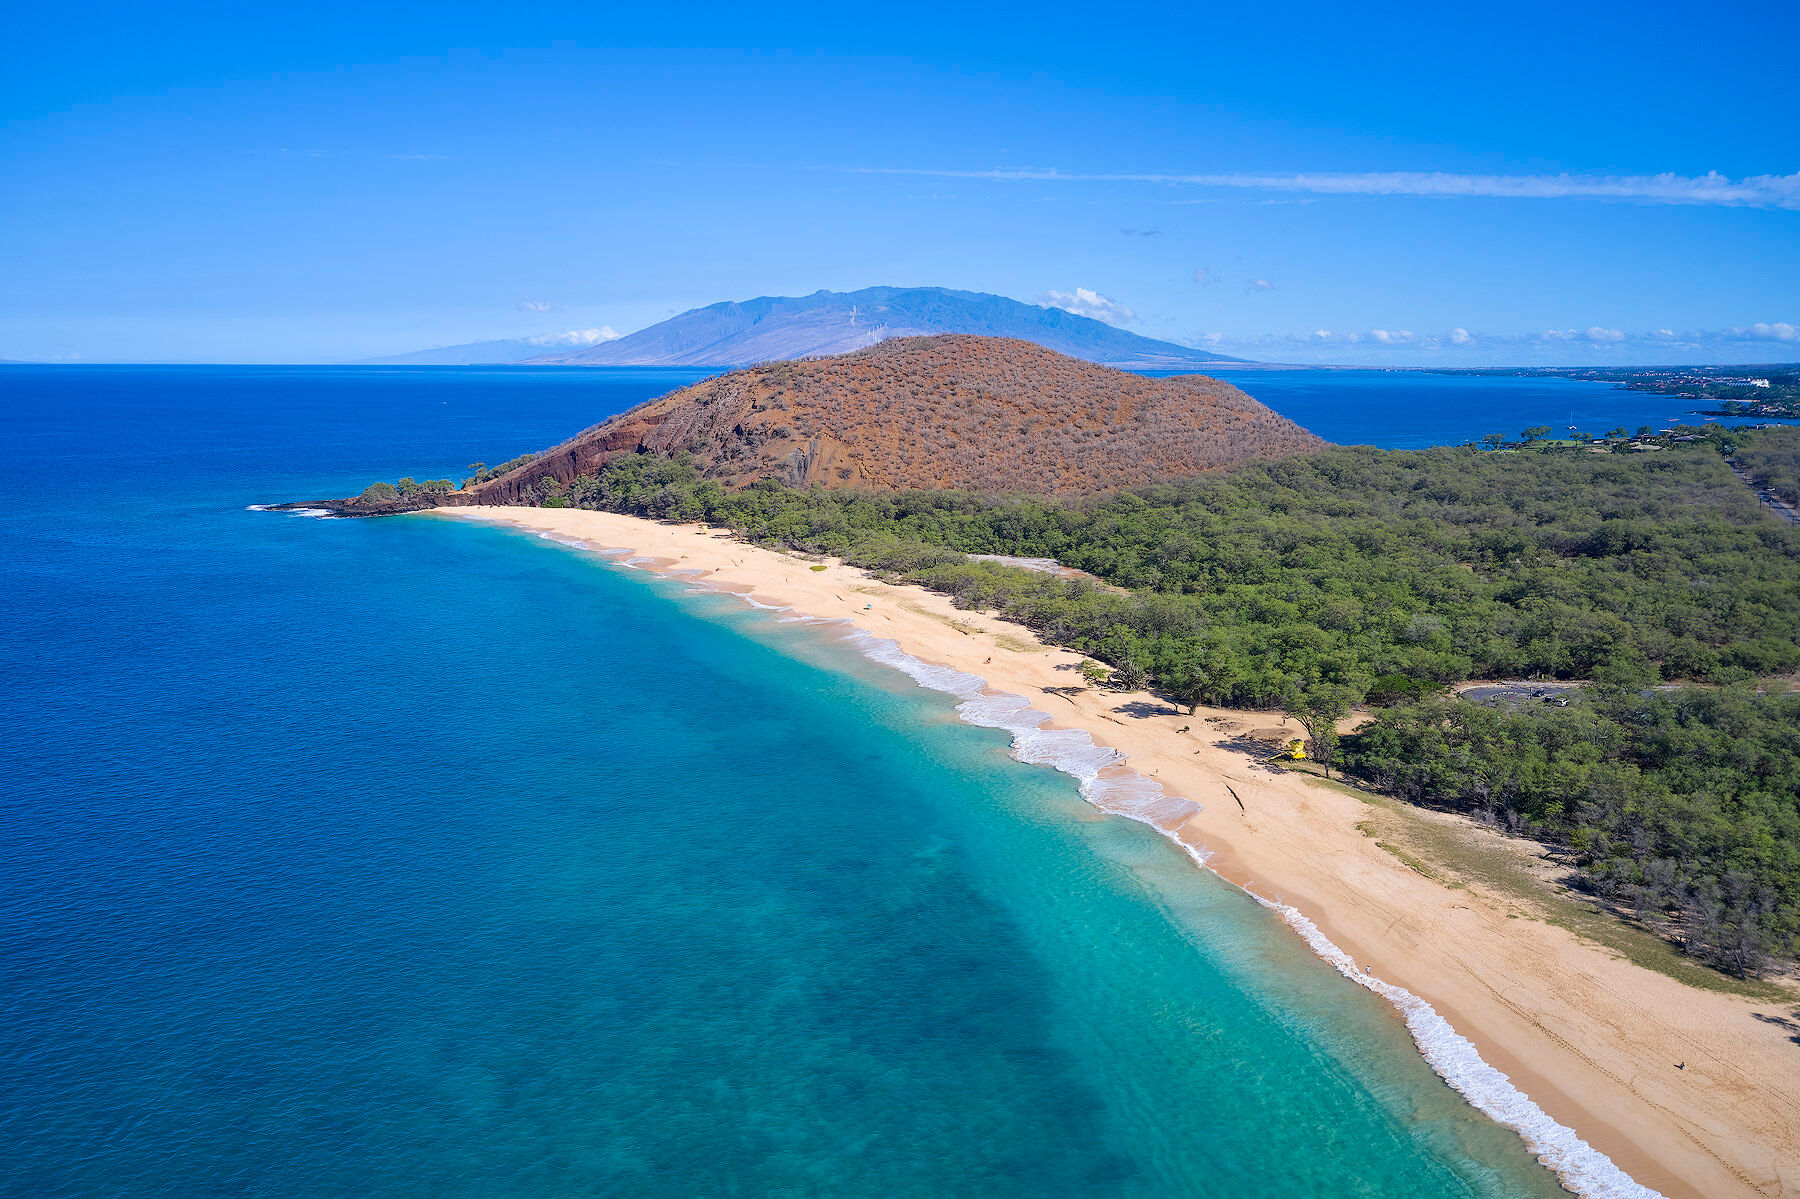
[1280, 675, 1368, 777]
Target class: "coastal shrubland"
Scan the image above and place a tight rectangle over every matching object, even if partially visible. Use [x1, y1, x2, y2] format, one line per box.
[1343, 688, 1800, 976]
[566, 433, 1800, 700]
[543, 434, 1800, 969]
[1733, 425, 1800, 507]
[355, 476, 458, 506]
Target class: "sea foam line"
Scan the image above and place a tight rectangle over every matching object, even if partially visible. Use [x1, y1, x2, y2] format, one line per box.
[835, 626, 1663, 1199]
[504, 523, 1662, 1199]
[246, 504, 336, 518]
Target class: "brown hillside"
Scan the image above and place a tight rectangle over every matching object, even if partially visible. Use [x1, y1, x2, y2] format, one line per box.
[448, 336, 1324, 506]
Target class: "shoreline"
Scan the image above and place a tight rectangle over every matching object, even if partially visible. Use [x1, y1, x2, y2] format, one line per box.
[434, 505, 1799, 1199]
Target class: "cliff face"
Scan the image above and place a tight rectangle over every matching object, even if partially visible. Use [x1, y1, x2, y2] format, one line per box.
[320, 335, 1324, 513]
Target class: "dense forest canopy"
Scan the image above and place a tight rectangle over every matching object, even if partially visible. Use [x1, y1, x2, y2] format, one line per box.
[1344, 688, 1800, 975]
[560, 432, 1800, 701]
[514, 429, 1800, 971]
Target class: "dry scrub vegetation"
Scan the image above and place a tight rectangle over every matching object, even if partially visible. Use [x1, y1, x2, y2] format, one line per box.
[466, 335, 1325, 503]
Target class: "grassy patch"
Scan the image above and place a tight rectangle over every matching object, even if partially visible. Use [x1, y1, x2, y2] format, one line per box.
[1304, 773, 1792, 1000]
[898, 599, 978, 636]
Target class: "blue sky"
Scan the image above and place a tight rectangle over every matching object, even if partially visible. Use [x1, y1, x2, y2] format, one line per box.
[4, 0, 1796, 365]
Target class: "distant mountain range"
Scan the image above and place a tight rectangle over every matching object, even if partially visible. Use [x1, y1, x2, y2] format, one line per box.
[362, 287, 1248, 369]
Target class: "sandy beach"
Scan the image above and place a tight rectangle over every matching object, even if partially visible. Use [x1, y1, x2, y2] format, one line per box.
[437, 504, 1799, 1199]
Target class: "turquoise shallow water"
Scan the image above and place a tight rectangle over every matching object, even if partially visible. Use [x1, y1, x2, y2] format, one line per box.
[0, 366, 1579, 1196]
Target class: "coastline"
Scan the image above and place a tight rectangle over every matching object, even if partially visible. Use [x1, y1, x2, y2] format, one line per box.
[434, 504, 1799, 1199]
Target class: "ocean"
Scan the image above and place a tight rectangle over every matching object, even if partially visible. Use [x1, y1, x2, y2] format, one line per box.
[1202, 366, 1784, 449]
[0, 363, 1685, 1197]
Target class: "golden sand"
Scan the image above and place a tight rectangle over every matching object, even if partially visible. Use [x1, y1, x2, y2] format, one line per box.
[437, 505, 1800, 1198]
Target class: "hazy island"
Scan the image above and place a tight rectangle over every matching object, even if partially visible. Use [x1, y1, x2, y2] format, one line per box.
[289, 334, 1800, 1196]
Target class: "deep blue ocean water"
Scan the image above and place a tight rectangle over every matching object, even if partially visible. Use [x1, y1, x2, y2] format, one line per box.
[0, 364, 1674, 1197]
[1204, 366, 1788, 449]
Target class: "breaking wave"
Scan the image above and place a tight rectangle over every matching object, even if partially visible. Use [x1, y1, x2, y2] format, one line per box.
[525, 529, 1663, 1199]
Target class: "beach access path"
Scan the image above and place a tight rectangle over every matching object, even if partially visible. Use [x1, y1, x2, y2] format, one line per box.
[435, 505, 1800, 1199]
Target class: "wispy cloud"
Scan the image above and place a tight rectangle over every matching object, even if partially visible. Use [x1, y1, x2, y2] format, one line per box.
[1246, 278, 1274, 293]
[1120, 227, 1162, 237]
[518, 300, 557, 313]
[851, 166, 1800, 210]
[1541, 327, 1627, 343]
[1194, 321, 1799, 355]
[1724, 321, 1799, 342]
[1038, 287, 1136, 325]
[526, 327, 619, 346]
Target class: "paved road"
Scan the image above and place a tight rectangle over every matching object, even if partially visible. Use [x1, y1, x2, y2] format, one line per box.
[1727, 460, 1800, 525]
[1458, 681, 1584, 707]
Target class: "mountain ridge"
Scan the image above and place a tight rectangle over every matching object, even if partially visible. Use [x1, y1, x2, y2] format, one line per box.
[362, 286, 1249, 369]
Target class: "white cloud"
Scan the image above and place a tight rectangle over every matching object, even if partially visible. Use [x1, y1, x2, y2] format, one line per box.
[1247, 278, 1274, 293]
[1450, 327, 1473, 345]
[1370, 329, 1414, 344]
[518, 300, 556, 313]
[854, 166, 1800, 209]
[527, 327, 620, 346]
[1541, 329, 1577, 341]
[1586, 326, 1626, 342]
[1038, 287, 1137, 324]
[1724, 321, 1799, 342]
[1192, 267, 1214, 285]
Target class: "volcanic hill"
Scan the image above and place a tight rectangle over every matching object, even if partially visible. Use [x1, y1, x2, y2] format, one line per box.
[399, 336, 1321, 510]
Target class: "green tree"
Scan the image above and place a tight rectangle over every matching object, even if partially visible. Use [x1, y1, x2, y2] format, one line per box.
[1521, 426, 1552, 442]
[1280, 678, 1365, 777]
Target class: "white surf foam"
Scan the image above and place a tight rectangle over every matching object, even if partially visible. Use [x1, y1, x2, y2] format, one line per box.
[246, 504, 334, 518]
[831, 626, 1664, 1199]
[1248, 894, 1663, 1198]
[527, 529, 1662, 1199]
[840, 629, 1202, 832]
